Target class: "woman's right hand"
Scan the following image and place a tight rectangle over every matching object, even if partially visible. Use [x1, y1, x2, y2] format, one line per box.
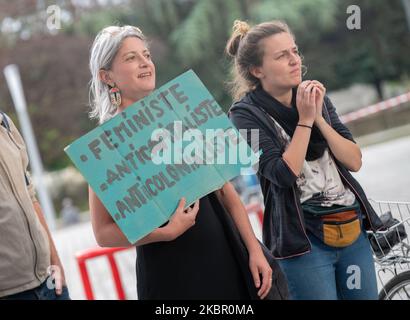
[296, 80, 317, 126]
[166, 198, 199, 241]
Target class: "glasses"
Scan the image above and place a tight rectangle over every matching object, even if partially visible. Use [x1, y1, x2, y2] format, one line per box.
[101, 25, 143, 37]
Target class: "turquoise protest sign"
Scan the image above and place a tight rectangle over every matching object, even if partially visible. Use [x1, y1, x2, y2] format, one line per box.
[65, 70, 258, 243]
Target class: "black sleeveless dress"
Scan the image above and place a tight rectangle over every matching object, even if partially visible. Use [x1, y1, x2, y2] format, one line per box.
[136, 192, 253, 299]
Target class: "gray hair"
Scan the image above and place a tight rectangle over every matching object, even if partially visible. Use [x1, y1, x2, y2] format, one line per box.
[89, 25, 147, 124]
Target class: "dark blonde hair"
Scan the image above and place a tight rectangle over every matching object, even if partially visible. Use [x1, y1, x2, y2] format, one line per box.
[226, 20, 293, 101]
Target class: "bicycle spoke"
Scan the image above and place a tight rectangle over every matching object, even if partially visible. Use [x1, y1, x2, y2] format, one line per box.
[403, 286, 410, 299]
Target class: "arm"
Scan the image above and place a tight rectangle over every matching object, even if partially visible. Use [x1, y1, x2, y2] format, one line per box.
[230, 111, 298, 189]
[215, 183, 261, 254]
[215, 182, 272, 299]
[315, 117, 362, 172]
[32, 201, 66, 295]
[26, 171, 65, 295]
[230, 81, 317, 186]
[282, 125, 313, 176]
[312, 81, 362, 172]
[89, 187, 198, 247]
[282, 81, 318, 176]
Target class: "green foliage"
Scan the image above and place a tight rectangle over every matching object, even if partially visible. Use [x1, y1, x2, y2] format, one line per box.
[65, 9, 127, 36]
[303, 0, 410, 96]
[170, 0, 219, 65]
[251, 0, 337, 33]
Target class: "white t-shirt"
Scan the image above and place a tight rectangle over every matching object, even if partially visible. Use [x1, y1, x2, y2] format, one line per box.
[269, 116, 356, 207]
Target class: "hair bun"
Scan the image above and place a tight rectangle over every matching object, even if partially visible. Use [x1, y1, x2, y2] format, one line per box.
[233, 20, 250, 37]
[226, 20, 250, 58]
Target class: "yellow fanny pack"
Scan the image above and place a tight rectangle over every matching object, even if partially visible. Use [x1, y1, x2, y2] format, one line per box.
[303, 202, 362, 248]
[321, 210, 361, 247]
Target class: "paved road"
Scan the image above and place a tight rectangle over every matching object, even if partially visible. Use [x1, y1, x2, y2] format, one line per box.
[353, 136, 410, 202]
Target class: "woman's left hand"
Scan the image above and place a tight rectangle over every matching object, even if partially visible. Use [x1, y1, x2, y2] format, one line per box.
[249, 248, 273, 300]
[311, 80, 326, 124]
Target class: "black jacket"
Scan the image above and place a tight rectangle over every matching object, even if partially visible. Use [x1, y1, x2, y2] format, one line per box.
[229, 94, 383, 259]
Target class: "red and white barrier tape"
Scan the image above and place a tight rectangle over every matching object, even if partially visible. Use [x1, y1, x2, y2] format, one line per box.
[340, 92, 410, 123]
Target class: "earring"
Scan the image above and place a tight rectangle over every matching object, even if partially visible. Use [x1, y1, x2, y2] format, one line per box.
[109, 84, 121, 107]
[301, 65, 308, 77]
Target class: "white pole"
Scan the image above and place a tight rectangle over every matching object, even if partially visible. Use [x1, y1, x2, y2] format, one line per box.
[4, 64, 56, 230]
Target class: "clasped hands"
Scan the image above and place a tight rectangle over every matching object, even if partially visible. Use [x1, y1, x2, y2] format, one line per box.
[296, 80, 326, 127]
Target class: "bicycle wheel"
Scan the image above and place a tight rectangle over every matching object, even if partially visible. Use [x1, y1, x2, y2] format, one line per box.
[379, 270, 410, 300]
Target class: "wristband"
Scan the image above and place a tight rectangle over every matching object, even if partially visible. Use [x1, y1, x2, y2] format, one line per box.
[297, 123, 313, 129]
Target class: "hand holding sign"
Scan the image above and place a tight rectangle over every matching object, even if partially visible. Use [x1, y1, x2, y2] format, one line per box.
[166, 198, 200, 240]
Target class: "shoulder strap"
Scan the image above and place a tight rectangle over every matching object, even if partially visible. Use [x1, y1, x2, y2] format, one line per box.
[0, 111, 30, 186]
[0, 111, 11, 132]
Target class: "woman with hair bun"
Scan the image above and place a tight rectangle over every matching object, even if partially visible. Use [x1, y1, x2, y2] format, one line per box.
[227, 20, 383, 300]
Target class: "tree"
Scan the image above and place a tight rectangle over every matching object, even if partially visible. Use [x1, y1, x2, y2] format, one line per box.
[0, 34, 93, 169]
[329, 0, 410, 99]
[1, 0, 409, 170]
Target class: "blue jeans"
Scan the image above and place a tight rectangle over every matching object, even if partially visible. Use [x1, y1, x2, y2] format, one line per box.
[277, 230, 378, 300]
[1, 277, 71, 300]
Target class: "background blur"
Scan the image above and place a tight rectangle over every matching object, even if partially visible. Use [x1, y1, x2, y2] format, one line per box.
[1, 0, 410, 299]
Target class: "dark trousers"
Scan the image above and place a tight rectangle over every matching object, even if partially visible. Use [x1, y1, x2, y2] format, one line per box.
[1, 277, 70, 300]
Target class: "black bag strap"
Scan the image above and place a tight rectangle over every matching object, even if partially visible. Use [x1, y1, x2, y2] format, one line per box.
[0, 111, 30, 186]
[0, 111, 11, 132]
